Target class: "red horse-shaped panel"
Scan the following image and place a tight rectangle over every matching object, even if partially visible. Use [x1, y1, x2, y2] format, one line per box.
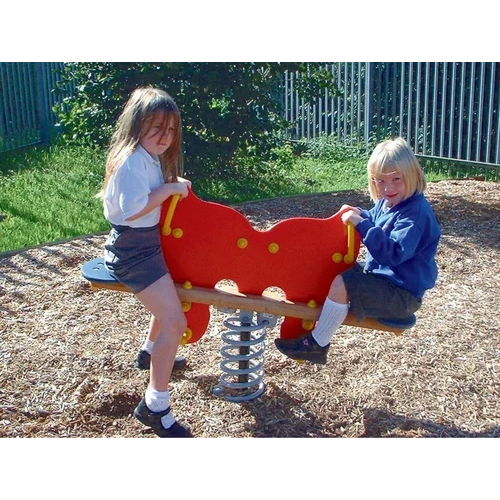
[160, 189, 360, 343]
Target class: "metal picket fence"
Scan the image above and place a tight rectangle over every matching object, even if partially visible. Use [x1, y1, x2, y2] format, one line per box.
[2, 62, 499, 180]
[282, 62, 500, 180]
[0, 62, 67, 153]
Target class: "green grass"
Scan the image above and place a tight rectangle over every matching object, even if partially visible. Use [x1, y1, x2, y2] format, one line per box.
[0, 145, 108, 252]
[194, 140, 370, 203]
[0, 139, 451, 253]
[194, 157, 369, 203]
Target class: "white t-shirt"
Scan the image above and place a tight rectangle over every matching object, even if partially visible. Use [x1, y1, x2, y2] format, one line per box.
[104, 146, 165, 228]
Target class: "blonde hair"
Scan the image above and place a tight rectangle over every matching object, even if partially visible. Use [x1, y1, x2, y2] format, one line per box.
[367, 137, 426, 201]
[98, 87, 183, 198]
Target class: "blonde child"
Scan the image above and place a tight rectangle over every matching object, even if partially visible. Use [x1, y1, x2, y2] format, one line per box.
[275, 137, 441, 364]
[101, 87, 191, 437]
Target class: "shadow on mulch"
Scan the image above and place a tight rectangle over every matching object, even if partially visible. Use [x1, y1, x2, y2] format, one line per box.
[189, 374, 334, 437]
[431, 194, 500, 251]
[93, 392, 139, 418]
[362, 408, 500, 438]
[244, 383, 336, 438]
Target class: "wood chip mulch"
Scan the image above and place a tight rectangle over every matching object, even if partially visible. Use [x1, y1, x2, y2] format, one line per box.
[0, 180, 499, 438]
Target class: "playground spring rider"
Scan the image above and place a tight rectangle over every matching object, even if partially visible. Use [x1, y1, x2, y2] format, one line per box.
[82, 189, 416, 402]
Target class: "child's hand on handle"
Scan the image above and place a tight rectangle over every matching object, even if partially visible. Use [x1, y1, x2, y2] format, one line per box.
[125, 181, 189, 222]
[340, 204, 361, 215]
[177, 176, 192, 190]
[341, 209, 363, 227]
[169, 181, 190, 199]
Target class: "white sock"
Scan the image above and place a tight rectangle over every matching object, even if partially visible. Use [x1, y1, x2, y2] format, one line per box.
[145, 386, 176, 429]
[311, 298, 349, 347]
[142, 339, 155, 354]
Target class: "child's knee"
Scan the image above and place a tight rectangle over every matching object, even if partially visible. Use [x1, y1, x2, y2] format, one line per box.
[154, 316, 188, 351]
[156, 311, 187, 339]
[175, 315, 188, 337]
[165, 313, 187, 338]
[328, 275, 349, 303]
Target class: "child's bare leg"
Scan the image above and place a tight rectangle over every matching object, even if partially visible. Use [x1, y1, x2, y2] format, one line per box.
[327, 274, 349, 304]
[136, 310, 186, 372]
[136, 316, 159, 361]
[133, 273, 191, 436]
[310, 275, 349, 347]
[147, 315, 161, 342]
[148, 316, 186, 367]
[136, 274, 187, 391]
[275, 274, 350, 364]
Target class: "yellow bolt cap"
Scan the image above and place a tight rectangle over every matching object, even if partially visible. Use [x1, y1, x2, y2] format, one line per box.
[268, 242, 279, 253]
[332, 253, 343, 263]
[302, 319, 314, 331]
[237, 238, 248, 249]
[180, 328, 193, 345]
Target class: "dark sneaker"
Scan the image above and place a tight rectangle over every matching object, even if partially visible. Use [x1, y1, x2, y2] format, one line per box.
[135, 350, 151, 370]
[134, 398, 192, 438]
[136, 351, 187, 371]
[274, 333, 330, 365]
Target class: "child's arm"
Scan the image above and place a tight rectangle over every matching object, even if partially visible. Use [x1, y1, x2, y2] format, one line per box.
[340, 203, 374, 222]
[125, 182, 188, 222]
[356, 216, 424, 266]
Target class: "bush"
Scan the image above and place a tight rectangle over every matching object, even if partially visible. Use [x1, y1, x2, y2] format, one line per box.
[53, 63, 338, 179]
[297, 134, 370, 162]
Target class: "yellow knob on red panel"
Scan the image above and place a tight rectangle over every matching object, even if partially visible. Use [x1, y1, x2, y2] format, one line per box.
[183, 281, 193, 289]
[268, 243, 279, 253]
[302, 319, 314, 331]
[180, 328, 193, 345]
[332, 253, 343, 263]
[172, 228, 183, 238]
[237, 238, 248, 249]
[181, 302, 191, 312]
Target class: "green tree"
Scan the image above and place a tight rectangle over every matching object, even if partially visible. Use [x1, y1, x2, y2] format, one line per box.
[54, 62, 337, 177]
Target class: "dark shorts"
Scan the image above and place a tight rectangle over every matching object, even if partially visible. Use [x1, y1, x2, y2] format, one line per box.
[104, 224, 169, 294]
[342, 263, 422, 322]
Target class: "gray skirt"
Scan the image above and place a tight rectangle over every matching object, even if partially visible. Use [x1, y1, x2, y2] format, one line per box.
[342, 263, 422, 322]
[104, 224, 169, 294]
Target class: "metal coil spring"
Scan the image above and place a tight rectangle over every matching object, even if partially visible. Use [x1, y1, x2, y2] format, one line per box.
[213, 314, 269, 402]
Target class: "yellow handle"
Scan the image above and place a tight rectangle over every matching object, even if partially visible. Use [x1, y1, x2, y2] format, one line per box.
[161, 194, 180, 236]
[344, 222, 355, 264]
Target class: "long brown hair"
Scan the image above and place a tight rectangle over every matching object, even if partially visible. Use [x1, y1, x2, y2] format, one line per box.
[98, 87, 184, 199]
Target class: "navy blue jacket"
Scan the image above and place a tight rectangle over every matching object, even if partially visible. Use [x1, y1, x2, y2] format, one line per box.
[355, 192, 441, 299]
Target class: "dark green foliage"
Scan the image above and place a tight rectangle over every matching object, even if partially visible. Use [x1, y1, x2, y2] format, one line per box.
[53, 63, 337, 178]
[296, 135, 371, 162]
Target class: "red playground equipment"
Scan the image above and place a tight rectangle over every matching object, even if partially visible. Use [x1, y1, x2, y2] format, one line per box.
[159, 189, 360, 344]
[82, 189, 415, 402]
